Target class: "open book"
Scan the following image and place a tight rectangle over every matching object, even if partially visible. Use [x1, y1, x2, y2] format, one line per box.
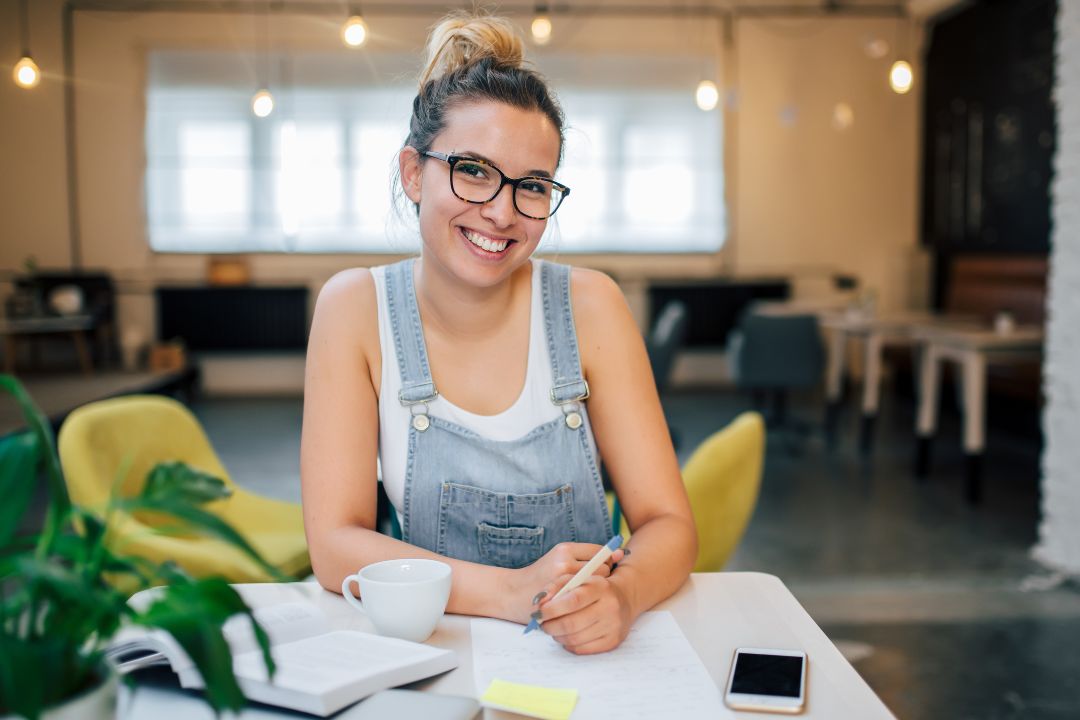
[107, 599, 458, 716]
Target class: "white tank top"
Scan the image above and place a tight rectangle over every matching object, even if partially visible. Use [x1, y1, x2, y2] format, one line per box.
[372, 260, 584, 513]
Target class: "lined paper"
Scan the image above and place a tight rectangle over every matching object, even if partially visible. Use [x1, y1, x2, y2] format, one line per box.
[471, 611, 733, 719]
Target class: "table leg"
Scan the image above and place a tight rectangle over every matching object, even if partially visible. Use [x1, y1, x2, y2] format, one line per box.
[915, 342, 941, 478]
[961, 349, 987, 504]
[3, 335, 15, 374]
[824, 327, 847, 448]
[71, 330, 94, 376]
[859, 331, 884, 455]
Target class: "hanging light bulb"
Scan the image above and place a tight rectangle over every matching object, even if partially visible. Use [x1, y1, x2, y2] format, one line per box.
[889, 60, 913, 94]
[13, 0, 40, 89]
[531, 4, 552, 46]
[13, 56, 40, 89]
[341, 15, 368, 48]
[695, 80, 719, 112]
[252, 89, 274, 118]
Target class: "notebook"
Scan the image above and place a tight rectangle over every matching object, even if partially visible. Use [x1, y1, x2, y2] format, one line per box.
[109, 600, 458, 716]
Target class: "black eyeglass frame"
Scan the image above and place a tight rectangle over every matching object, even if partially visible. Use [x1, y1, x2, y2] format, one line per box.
[421, 151, 571, 220]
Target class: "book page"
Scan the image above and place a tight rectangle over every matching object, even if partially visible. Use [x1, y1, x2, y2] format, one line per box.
[110, 601, 330, 683]
[232, 630, 451, 694]
[223, 601, 331, 654]
[471, 611, 734, 720]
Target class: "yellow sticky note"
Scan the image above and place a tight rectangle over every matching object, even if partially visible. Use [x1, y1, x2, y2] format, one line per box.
[480, 678, 579, 720]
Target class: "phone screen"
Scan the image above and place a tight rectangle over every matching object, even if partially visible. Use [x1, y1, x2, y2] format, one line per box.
[730, 652, 805, 697]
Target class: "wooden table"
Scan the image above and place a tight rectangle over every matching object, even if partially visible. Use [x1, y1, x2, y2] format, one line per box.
[0, 314, 96, 375]
[821, 311, 940, 452]
[912, 322, 1044, 503]
[118, 573, 895, 719]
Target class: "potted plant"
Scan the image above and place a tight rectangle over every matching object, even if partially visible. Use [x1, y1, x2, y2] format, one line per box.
[0, 374, 284, 719]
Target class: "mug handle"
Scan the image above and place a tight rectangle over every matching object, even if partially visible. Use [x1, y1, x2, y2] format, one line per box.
[341, 574, 365, 612]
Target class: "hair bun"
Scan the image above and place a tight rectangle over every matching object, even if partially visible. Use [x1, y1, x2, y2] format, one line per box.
[420, 12, 525, 88]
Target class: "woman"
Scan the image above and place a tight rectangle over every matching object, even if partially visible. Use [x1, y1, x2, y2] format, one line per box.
[301, 12, 696, 655]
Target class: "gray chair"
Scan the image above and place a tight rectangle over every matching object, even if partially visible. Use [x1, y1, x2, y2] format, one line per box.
[646, 300, 689, 396]
[728, 310, 824, 445]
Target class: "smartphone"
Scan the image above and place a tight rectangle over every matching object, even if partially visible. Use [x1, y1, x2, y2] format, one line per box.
[723, 647, 808, 714]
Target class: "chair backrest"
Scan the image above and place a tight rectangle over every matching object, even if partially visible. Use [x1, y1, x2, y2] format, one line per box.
[646, 300, 689, 395]
[57, 395, 233, 511]
[682, 411, 765, 572]
[729, 311, 824, 390]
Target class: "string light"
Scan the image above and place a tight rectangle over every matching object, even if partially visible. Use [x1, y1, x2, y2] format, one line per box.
[695, 80, 719, 112]
[341, 15, 368, 48]
[889, 60, 913, 94]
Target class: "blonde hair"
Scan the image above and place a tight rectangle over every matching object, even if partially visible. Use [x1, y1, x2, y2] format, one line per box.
[419, 12, 525, 88]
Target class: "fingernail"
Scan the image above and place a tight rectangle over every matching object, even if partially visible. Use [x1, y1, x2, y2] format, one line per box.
[532, 590, 547, 605]
[622, 548, 631, 556]
[530, 610, 543, 622]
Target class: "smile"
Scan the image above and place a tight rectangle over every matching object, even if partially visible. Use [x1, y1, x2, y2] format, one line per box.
[462, 228, 513, 254]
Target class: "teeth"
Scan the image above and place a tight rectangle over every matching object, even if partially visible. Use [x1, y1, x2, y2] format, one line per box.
[464, 229, 509, 253]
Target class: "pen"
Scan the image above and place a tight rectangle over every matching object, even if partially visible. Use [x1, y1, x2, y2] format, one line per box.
[523, 534, 623, 634]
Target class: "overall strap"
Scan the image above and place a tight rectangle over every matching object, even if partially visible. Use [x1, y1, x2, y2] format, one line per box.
[540, 261, 590, 405]
[384, 259, 438, 405]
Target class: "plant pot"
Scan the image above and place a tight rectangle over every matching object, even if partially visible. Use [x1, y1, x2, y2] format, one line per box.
[1, 666, 117, 720]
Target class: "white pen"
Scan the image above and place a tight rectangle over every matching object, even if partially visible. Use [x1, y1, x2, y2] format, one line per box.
[523, 534, 624, 634]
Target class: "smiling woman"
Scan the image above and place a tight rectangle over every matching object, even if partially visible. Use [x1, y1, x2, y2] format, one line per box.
[300, 11, 698, 656]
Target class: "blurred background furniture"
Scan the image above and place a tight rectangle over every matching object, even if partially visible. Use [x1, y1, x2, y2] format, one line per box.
[645, 299, 689, 397]
[610, 411, 765, 571]
[913, 322, 1044, 505]
[57, 395, 309, 589]
[6, 272, 117, 372]
[822, 310, 941, 453]
[728, 309, 825, 447]
[0, 314, 96, 375]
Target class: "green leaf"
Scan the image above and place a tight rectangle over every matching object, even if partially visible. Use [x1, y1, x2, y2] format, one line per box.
[0, 375, 70, 551]
[0, 431, 41, 548]
[134, 578, 276, 713]
[120, 461, 288, 580]
[140, 462, 233, 506]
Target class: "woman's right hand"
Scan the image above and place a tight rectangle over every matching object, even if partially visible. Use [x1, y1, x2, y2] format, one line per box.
[501, 542, 625, 624]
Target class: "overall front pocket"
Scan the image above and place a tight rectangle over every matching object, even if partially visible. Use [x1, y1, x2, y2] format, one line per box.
[436, 482, 577, 568]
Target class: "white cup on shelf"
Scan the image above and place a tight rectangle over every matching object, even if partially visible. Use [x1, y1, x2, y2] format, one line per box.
[341, 559, 451, 643]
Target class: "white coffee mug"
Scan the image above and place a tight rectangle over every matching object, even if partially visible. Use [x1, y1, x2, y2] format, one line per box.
[341, 559, 451, 643]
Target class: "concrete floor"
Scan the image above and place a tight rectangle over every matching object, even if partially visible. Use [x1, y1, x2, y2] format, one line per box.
[193, 385, 1080, 720]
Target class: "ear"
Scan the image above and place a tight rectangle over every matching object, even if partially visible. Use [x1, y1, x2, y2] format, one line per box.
[399, 146, 423, 205]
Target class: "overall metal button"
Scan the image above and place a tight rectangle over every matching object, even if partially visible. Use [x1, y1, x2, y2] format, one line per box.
[412, 414, 430, 432]
[565, 412, 583, 429]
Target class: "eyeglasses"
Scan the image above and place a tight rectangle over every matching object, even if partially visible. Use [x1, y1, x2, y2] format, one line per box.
[421, 151, 570, 220]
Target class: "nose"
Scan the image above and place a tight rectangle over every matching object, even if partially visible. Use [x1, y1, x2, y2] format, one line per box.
[479, 182, 517, 228]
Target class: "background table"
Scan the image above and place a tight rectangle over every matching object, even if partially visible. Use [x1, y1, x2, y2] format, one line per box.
[119, 572, 895, 719]
[0, 314, 96, 375]
[822, 311, 939, 452]
[912, 323, 1043, 503]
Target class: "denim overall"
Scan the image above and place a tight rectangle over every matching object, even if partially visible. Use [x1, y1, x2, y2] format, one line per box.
[384, 258, 611, 569]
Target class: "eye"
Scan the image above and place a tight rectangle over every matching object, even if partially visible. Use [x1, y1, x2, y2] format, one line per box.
[453, 160, 490, 181]
[519, 179, 552, 197]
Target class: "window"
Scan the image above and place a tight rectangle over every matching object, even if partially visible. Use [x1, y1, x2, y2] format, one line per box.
[145, 51, 724, 253]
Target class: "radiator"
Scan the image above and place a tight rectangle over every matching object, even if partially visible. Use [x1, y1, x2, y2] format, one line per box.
[156, 286, 309, 351]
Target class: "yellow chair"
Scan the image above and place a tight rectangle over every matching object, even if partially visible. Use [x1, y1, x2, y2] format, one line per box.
[609, 411, 765, 572]
[57, 395, 310, 584]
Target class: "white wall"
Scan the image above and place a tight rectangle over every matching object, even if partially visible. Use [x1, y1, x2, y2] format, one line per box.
[0, 2, 924, 385]
[1035, 0, 1080, 576]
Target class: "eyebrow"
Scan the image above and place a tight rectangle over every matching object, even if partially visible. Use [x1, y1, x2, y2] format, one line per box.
[455, 150, 554, 179]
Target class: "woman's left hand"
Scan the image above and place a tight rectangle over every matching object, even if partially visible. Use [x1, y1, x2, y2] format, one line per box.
[532, 574, 635, 654]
